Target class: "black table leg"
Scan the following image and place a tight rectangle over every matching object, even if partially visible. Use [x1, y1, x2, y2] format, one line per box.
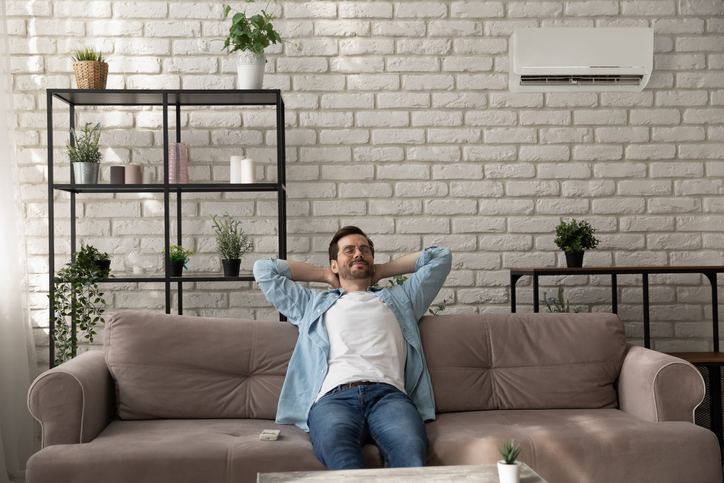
[643, 273, 650, 349]
[533, 275, 539, 313]
[710, 366, 723, 453]
[611, 274, 617, 314]
[510, 274, 521, 313]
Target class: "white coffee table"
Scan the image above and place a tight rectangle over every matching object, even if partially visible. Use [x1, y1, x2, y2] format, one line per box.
[258, 463, 548, 482]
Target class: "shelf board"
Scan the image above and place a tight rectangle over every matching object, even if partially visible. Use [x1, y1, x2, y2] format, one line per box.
[101, 271, 255, 283]
[49, 89, 281, 107]
[53, 183, 282, 193]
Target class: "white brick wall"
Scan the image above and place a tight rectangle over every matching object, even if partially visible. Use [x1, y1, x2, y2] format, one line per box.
[10, 0, 724, 370]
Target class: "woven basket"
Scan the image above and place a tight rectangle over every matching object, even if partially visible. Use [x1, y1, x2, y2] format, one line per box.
[72, 61, 108, 89]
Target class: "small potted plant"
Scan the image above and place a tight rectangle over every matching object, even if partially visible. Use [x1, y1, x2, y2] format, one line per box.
[211, 212, 252, 277]
[554, 218, 599, 268]
[67, 122, 103, 184]
[541, 286, 584, 313]
[222, 0, 282, 89]
[69, 45, 108, 89]
[48, 245, 111, 366]
[497, 439, 522, 483]
[164, 245, 194, 277]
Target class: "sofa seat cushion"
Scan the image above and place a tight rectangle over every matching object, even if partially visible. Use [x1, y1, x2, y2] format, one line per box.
[26, 419, 383, 483]
[426, 409, 721, 483]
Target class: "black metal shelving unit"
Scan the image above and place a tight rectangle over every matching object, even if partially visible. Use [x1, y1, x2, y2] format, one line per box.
[47, 89, 287, 368]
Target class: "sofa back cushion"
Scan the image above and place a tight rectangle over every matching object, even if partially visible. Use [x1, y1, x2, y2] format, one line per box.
[104, 312, 298, 420]
[419, 313, 626, 413]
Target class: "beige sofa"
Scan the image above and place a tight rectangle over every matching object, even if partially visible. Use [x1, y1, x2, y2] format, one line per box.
[27, 311, 721, 482]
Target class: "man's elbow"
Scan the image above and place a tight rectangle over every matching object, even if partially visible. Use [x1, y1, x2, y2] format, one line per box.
[436, 247, 453, 274]
[253, 258, 274, 283]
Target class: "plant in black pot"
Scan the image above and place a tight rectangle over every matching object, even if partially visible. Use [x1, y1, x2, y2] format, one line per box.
[554, 219, 599, 268]
[48, 245, 111, 366]
[211, 212, 252, 277]
[164, 245, 194, 277]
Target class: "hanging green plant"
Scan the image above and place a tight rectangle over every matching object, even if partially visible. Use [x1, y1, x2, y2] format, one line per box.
[48, 245, 111, 366]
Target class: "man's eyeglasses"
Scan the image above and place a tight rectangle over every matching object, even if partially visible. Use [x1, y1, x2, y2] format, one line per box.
[340, 245, 372, 257]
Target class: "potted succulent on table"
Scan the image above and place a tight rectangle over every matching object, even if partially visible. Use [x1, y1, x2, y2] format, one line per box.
[497, 439, 522, 483]
[67, 122, 103, 184]
[69, 45, 108, 89]
[48, 245, 112, 366]
[164, 245, 194, 277]
[211, 212, 252, 277]
[222, 0, 282, 89]
[554, 218, 599, 268]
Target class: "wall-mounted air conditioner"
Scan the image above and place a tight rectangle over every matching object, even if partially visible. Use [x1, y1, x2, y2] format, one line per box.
[509, 28, 654, 93]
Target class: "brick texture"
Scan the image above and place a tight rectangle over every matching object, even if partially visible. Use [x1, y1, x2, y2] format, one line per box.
[10, 0, 724, 368]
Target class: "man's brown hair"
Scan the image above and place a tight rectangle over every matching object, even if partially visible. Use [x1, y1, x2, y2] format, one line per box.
[328, 226, 375, 263]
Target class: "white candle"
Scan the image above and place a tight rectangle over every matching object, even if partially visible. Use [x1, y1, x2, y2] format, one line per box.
[241, 157, 256, 184]
[133, 266, 146, 275]
[230, 156, 243, 184]
[142, 171, 153, 184]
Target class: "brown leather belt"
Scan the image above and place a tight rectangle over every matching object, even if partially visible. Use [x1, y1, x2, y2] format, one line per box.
[338, 380, 378, 391]
[325, 380, 387, 397]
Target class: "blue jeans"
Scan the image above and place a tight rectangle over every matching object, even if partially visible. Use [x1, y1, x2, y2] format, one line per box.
[307, 383, 428, 470]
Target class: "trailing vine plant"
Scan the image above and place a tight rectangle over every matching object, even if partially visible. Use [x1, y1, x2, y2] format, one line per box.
[48, 245, 111, 366]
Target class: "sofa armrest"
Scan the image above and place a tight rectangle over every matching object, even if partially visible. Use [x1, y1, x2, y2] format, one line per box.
[618, 344, 705, 423]
[27, 350, 116, 448]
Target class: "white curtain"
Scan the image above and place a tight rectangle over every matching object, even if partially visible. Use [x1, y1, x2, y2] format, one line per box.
[0, 1, 37, 482]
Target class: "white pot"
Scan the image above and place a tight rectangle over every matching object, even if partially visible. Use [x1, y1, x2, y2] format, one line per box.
[497, 461, 521, 483]
[236, 50, 265, 89]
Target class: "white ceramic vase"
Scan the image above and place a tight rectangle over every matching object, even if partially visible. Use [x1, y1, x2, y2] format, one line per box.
[497, 461, 521, 483]
[236, 50, 265, 89]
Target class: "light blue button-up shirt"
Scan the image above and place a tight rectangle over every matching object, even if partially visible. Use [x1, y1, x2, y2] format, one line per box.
[253, 246, 452, 432]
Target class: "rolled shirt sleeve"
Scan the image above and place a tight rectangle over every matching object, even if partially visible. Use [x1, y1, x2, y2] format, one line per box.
[401, 246, 452, 321]
[253, 258, 314, 324]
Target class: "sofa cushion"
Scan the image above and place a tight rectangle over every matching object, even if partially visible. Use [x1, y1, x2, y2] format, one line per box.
[426, 409, 721, 483]
[419, 313, 626, 412]
[26, 419, 381, 483]
[104, 312, 298, 420]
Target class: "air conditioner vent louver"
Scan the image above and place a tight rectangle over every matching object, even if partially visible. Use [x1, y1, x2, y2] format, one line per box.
[520, 74, 643, 86]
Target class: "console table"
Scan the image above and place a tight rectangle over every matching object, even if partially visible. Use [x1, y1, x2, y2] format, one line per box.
[510, 266, 724, 452]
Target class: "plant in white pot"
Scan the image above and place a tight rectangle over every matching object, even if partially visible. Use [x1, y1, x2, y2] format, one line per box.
[497, 439, 522, 483]
[222, 0, 282, 89]
[67, 122, 103, 184]
[211, 212, 252, 277]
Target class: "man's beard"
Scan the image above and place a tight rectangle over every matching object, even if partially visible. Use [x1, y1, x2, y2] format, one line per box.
[338, 258, 371, 280]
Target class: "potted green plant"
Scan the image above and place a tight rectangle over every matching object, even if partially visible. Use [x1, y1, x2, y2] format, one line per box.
[541, 286, 584, 313]
[497, 439, 522, 483]
[69, 45, 108, 89]
[67, 122, 103, 184]
[164, 245, 194, 277]
[554, 219, 599, 268]
[211, 213, 252, 277]
[48, 245, 111, 366]
[222, 0, 282, 89]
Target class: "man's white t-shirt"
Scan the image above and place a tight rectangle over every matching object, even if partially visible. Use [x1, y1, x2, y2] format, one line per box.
[316, 291, 407, 400]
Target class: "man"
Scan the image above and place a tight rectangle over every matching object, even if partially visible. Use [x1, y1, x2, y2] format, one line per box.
[253, 226, 452, 470]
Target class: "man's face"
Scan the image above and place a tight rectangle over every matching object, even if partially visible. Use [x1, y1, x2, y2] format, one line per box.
[331, 234, 374, 282]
